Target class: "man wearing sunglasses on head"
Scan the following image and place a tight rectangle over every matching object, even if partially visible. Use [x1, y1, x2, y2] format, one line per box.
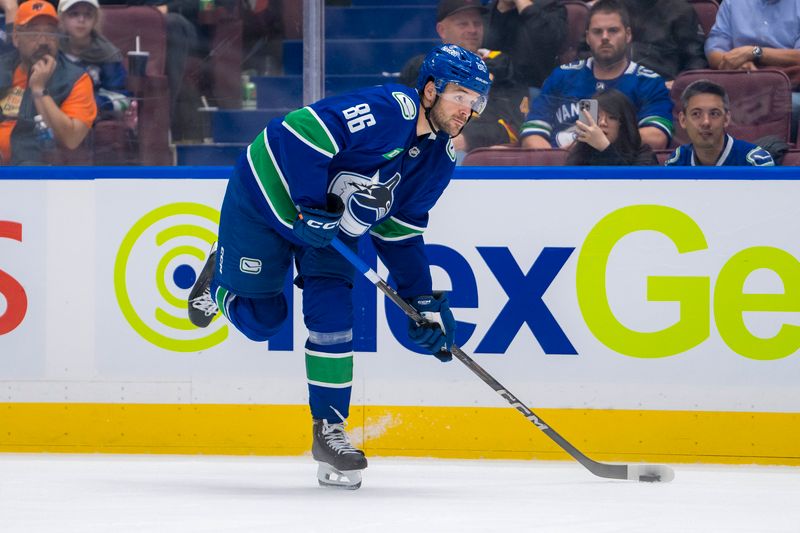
[0, 0, 96, 164]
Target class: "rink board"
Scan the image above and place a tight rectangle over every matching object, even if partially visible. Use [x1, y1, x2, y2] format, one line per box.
[1, 166, 799, 464]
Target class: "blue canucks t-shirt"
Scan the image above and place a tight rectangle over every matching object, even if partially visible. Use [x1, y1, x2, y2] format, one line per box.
[236, 83, 456, 297]
[521, 59, 674, 147]
[665, 134, 775, 166]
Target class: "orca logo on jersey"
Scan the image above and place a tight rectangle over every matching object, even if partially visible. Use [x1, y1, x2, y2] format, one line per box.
[328, 170, 402, 236]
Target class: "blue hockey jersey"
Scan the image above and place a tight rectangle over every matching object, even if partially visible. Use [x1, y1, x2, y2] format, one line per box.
[236, 83, 456, 297]
[521, 59, 674, 147]
[665, 134, 775, 166]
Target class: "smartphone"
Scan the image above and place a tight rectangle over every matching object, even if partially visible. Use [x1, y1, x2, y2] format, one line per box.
[577, 99, 599, 125]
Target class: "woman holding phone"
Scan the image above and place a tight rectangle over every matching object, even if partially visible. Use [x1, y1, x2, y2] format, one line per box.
[568, 89, 658, 166]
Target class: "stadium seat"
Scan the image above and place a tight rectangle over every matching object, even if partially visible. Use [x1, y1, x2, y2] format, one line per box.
[100, 5, 172, 165]
[462, 147, 570, 166]
[558, 0, 590, 65]
[205, 7, 244, 109]
[653, 149, 674, 165]
[689, 0, 719, 37]
[780, 149, 800, 166]
[669, 69, 793, 146]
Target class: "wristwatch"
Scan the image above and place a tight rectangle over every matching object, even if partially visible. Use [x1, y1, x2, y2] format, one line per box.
[752, 46, 763, 64]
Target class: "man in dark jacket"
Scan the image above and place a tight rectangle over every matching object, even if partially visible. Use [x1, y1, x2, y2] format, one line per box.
[483, 0, 567, 89]
[399, 0, 527, 153]
[621, 0, 707, 87]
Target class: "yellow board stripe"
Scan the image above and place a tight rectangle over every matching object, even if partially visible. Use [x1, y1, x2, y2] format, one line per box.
[0, 403, 798, 466]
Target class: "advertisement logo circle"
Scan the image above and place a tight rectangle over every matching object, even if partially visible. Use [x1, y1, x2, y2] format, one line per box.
[114, 202, 227, 352]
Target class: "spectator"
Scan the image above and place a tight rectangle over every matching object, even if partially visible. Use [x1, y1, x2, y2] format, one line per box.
[0, 0, 97, 164]
[399, 0, 526, 154]
[621, 0, 707, 87]
[241, 0, 284, 75]
[665, 79, 774, 167]
[567, 89, 657, 165]
[704, 0, 800, 141]
[98, 0, 198, 139]
[1, 0, 18, 54]
[483, 0, 567, 88]
[521, 0, 672, 150]
[58, 0, 131, 120]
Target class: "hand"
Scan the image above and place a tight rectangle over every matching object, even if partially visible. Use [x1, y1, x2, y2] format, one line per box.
[0, 0, 18, 16]
[292, 193, 344, 248]
[741, 61, 758, 71]
[718, 46, 755, 70]
[573, 110, 610, 151]
[407, 292, 455, 362]
[28, 54, 56, 93]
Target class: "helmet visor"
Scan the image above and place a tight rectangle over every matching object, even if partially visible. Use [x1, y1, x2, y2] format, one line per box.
[437, 87, 488, 115]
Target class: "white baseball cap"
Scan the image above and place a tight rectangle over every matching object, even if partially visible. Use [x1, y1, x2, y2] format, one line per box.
[58, 0, 100, 14]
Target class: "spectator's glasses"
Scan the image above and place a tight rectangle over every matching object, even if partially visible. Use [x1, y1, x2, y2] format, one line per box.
[437, 89, 488, 115]
[15, 30, 63, 40]
[597, 112, 620, 124]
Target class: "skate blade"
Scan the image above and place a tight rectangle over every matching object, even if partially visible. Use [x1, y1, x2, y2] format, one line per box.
[317, 463, 362, 490]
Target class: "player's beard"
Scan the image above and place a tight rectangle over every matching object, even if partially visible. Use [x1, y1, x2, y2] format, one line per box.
[429, 102, 467, 138]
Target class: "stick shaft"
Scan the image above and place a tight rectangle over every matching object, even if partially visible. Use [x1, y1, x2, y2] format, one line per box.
[331, 238, 665, 481]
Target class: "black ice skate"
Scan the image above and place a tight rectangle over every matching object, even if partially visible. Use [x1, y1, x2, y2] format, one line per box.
[187, 242, 219, 328]
[312, 418, 368, 490]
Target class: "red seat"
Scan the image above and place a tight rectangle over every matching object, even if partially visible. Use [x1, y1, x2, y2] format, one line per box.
[558, 0, 590, 65]
[780, 149, 800, 166]
[653, 149, 673, 165]
[185, 6, 243, 110]
[462, 147, 570, 166]
[689, 0, 719, 37]
[100, 5, 172, 165]
[669, 69, 792, 146]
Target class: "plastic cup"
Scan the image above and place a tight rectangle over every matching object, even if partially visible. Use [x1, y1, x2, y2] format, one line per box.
[127, 50, 149, 77]
[198, 106, 218, 143]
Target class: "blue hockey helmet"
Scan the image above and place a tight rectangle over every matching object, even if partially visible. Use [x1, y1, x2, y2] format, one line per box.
[416, 44, 491, 114]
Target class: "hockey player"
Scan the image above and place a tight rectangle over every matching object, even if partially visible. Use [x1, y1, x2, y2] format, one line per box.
[665, 79, 774, 167]
[187, 44, 491, 489]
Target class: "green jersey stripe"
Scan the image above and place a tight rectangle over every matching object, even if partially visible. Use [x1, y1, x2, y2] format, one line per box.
[639, 115, 674, 134]
[306, 352, 353, 385]
[214, 287, 228, 319]
[370, 217, 424, 241]
[282, 107, 338, 157]
[306, 107, 340, 153]
[247, 130, 297, 228]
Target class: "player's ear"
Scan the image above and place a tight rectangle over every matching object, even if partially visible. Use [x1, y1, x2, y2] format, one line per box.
[678, 111, 686, 130]
[423, 80, 437, 105]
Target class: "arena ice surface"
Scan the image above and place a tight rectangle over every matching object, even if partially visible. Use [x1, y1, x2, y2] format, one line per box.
[0, 454, 798, 532]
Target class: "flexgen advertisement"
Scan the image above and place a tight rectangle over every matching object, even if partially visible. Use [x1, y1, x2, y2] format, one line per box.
[2, 173, 799, 412]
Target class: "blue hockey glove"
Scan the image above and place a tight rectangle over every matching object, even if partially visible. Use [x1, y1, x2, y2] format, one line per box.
[407, 292, 455, 362]
[293, 194, 344, 248]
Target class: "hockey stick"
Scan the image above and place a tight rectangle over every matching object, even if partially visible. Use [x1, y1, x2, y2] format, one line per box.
[331, 238, 675, 483]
